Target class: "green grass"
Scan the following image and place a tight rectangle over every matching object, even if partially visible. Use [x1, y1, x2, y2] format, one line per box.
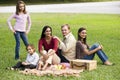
[0, 13, 120, 80]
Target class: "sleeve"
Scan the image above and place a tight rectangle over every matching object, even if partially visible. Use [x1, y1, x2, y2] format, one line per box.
[25, 54, 29, 62]
[59, 36, 76, 53]
[38, 39, 43, 53]
[7, 13, 15, 31]
[30, 53, 39, 65]
[53, 38, 59, 52]
[26, 12, 31, 32]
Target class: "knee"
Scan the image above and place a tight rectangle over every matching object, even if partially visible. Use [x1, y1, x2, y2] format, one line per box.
[93, 43, 99, 48]
[42, 50, 47, 54]
[48, 49, 53, 53]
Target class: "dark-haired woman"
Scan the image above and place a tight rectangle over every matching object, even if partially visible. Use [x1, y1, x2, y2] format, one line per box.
[37, 26, 60, 70]
[76, 27, 113, 66]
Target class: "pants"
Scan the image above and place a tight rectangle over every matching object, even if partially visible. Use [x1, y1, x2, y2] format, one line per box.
[84, 43, 108, 63]
[12, 61, 36, 70]
[14, 31, 29, 60]
[39, 49, 61, 65]
[57, 49, 69, 63]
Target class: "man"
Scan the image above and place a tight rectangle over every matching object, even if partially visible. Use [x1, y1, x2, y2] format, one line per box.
[56, 24, 76, 63]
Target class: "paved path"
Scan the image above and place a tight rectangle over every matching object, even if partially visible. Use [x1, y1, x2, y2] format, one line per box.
[0, 1, 120, 14]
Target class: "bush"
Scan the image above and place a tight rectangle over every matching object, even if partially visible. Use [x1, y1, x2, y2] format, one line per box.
[0, 0, 115, 4]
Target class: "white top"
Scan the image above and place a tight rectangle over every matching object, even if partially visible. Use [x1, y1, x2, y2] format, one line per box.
[25, 52, 39, 65]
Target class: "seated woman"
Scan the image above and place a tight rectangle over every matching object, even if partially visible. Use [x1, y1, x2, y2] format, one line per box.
[76, 27, 113, 66]
[37, 25, 61, 70]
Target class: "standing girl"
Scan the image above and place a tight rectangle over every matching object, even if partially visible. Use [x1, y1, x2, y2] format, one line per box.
[7, 0, 31, 60]
[76, 27, 113, 66]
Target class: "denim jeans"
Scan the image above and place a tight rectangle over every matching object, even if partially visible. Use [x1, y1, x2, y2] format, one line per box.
[14, 31, 29, 60]
[83, 43, 108, 63]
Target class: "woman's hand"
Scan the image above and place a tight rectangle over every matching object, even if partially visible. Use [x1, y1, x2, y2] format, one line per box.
[53, 36, 61, 42]
[98, 45, 103, 50]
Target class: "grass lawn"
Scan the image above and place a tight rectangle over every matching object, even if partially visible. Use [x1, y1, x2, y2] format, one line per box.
[0, 13, 120, 80]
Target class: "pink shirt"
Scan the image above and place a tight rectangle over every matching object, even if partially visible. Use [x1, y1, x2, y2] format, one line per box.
[7, 13, 31, 32]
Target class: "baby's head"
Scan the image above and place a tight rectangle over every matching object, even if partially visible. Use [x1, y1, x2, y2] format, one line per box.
[26, 44, 36, 55]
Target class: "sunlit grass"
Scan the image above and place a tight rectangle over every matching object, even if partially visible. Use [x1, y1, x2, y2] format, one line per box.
[0, 13, 120, 80]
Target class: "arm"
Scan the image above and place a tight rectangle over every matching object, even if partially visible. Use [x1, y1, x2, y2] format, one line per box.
[47, 38, 59, 56]
[26, 13, 32, 34]
[23, 53, 39, 65]
[84, 45, 102, 55]
[23, 54, 30, 65]
[38, 39, 44, 55]
[29, 53, 39, 65]
[38, 39, 49, 59]
[59, 36, 76, 53]
[7, 13, 16, 33]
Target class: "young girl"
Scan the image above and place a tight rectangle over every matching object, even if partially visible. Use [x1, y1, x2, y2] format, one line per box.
[76, 27, 113, 66]
[37, 26, 60, 70]
[7, 0, 31, 60]
[9, 44, 39, 70]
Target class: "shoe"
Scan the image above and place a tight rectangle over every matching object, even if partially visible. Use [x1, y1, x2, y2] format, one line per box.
[10, 67, 15, 70]
[15, 58, 21, 61]
[6, 67, 15, 70]
[6, 67, 10, 70]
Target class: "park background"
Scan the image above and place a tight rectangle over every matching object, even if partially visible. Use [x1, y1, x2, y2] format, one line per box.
[0, 0, 119, 5]
[0, 0, 120, 80]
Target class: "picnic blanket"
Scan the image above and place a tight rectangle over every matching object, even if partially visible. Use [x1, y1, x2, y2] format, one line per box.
[19, 65, 83, 77]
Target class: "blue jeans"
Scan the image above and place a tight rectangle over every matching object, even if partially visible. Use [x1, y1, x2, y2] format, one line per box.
[83, 43, 108, 63]
[14, 31, 29, 60]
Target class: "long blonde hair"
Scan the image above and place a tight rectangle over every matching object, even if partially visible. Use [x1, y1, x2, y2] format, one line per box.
[16, 0, 27, 15]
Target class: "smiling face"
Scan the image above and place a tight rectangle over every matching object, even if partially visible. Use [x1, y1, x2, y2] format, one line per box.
[16, 1, 26, 15]
[61, 25, 70, 36]
[79, 30, 87, 39]
[27, 46, 34, 55]
[19, 3, 25, 12]
[44, 27, 52, 37]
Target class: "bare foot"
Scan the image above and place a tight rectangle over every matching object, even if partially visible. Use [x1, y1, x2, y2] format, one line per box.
[104, 61, 113, 66]
[42, 63, 49, 70]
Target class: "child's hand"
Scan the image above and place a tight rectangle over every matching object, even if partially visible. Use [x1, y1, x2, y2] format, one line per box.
[12, 30, 16, 34]
[26, 31, 29, 34]
[22, 62, 28, 65]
